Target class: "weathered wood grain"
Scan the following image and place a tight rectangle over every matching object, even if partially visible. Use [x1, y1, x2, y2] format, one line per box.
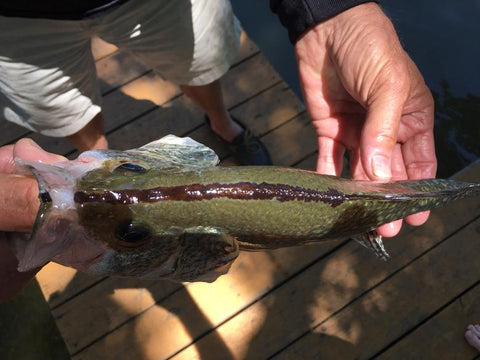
[169, 161, 480, 360]
[270, 161, 480, 360]
[377, 282, 480, 360]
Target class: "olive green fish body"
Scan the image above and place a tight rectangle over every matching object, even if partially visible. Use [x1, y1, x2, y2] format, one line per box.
[10, 135, 480, 282]
[76, 166, 477, 249]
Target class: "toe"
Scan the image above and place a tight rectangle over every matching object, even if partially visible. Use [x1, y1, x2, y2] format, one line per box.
[465, 329, 480, 351]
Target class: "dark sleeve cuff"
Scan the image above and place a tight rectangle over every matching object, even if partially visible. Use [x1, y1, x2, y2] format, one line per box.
[270, 0, 379, 44]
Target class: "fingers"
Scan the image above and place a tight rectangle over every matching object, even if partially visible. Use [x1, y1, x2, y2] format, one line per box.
[0, 145, 15, 173]
[377, 220, 403, 238]
[0, 138, 66, 174]
[0, 139, 65, 232]
[13, 138, 66, 165]
[361, 88, 407, 181]
[316, 137, 345, 176]
[376, 145, 406, 237]
[0, 174, 39, 232]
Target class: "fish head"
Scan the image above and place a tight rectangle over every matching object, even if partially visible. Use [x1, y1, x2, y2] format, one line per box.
[73, 200, 240, 282]
[11, 135, 238, 282]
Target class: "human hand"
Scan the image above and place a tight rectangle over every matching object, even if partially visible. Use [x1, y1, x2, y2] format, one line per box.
[294, 2, 437, 237]
[0, 139, 66, 301]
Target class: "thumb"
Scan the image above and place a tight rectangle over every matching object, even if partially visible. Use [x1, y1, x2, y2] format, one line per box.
[361, 94, 405, 181]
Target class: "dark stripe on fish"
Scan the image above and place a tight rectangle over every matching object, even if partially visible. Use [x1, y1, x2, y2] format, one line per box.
[74, 182, 346, 207]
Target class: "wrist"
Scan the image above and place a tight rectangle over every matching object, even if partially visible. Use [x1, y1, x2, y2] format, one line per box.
[271, 0, 379, 43]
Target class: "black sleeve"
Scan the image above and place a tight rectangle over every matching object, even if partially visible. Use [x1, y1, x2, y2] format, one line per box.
[270, 0, 379, 44]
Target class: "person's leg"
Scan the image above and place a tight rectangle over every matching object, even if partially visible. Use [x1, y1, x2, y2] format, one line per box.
[66, 113, 108, 151]
[179, 81, 242, 142]
[0, 16, 103, 152]
[96, 0, 271, 164]
[465, 324, 480, 352]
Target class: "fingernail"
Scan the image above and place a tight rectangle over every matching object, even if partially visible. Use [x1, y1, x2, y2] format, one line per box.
[372, 155, 391, 179]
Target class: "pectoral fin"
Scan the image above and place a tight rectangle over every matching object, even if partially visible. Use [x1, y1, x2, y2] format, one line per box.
[174, 227, 239, 282]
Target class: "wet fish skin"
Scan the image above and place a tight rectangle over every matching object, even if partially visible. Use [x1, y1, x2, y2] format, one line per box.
[10, 136, 480, 282]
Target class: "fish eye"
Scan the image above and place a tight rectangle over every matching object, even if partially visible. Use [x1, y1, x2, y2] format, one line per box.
[115, 163, 147, 173]
[115, 220, 151, 247]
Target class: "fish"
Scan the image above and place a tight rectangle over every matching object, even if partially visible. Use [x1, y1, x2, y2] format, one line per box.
[8, 135, 480, 282]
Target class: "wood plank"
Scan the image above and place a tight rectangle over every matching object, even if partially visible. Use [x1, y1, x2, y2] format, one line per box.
[170, 161, 480, 360]
[101, 51, 281, 138]
[268, 161, 480, 360]
[262, 112, 316, 166]
[72, 246, 338, 359]
[91, 36, 118, 61]
[273, 217, 480, 360]
[106, 81, 303, 154]
[377, 282, 480, 360]
[35, 263, 103, 309]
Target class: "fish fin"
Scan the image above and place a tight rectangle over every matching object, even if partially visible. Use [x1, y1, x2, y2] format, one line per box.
[14, 158, 75, 192]
[12, 204, 73, 271]
[352, 231, 390, 261]
[130, 135, 219, 170]
[175, 227, 239, 282]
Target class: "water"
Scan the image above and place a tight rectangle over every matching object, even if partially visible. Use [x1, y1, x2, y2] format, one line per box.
[232, 0, 480, 178]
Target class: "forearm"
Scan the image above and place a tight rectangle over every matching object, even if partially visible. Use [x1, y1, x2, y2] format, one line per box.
[270, 0, 379, 43]
[0, 174, 39, 232]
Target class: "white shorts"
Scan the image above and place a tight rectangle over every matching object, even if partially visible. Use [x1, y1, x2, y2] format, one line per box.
[0, 0, 241, 137]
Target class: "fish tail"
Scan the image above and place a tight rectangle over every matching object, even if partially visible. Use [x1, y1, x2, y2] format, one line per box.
[396, 179, 480, 204]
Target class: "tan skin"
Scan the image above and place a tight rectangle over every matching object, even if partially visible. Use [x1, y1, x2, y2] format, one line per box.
[0, 139, 67, 301]
[294, 3, 436, 237]
[1, 3, 437, 300]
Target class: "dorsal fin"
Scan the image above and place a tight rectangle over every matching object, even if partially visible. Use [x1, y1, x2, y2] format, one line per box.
[128, 135, 219, 171]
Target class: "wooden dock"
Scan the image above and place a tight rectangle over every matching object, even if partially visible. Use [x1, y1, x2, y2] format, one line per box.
[2, 33, 480, 360]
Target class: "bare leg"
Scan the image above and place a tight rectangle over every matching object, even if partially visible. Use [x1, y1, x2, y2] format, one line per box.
[465, 324, 480, 352]
[180, 80, 242, 142]
[66, 113, 109, 152]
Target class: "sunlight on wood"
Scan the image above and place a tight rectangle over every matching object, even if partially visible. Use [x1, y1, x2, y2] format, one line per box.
[301, 256, 361, 323]
[36, 262, 77, 302]
[140, 307, 195, 360]
[73, 298, 196, 360]
[174, 302, 269, 360]
[120, 74, 180, 105]
[187, 252, 275, 321]
[321, 256, 360, 290]
[110, 287, 156, 314]
[91, 36, 118, 60]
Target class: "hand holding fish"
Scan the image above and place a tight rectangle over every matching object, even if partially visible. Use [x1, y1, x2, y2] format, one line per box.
[295, 3, 436, 237]
[0, 139, 66, 301]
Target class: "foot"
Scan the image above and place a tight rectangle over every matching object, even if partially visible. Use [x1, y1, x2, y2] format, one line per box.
[205, 114, 272, 166]
[207, 113, 244, 142]
[465, 324, 480, 352]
